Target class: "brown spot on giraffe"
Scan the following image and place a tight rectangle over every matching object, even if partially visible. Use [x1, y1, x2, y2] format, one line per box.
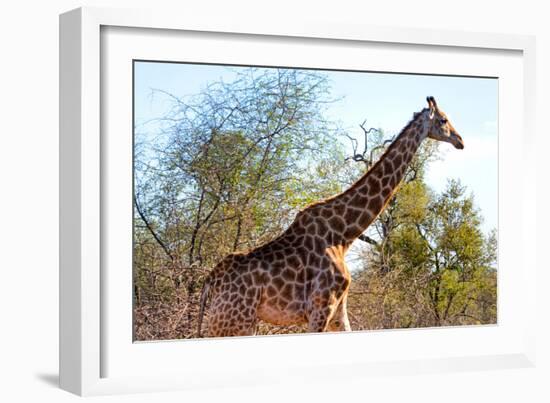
[350, 193, 367, 208]
[366, 176, 381, 195]
[328, 216, 345, 233]
[367, 196, 383, 213]
[344, 207, 362, 223]
[393, 153, 403, 167]
[197, 97, 464, 337]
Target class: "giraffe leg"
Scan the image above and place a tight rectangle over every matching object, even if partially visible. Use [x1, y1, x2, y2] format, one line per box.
[307, 293, 339, 333]
[307, 307, 333, 332]
[328, 294, 351, 332]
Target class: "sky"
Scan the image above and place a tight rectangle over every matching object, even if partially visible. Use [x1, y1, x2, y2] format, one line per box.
[134, 61, 498, 236]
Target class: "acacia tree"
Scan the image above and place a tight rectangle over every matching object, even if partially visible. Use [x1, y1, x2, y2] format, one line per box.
[133, 68, 349, 339]
[413, 180, 497, 325]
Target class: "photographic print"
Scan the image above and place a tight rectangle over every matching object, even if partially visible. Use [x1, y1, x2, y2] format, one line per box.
[133, 62, 497, 341]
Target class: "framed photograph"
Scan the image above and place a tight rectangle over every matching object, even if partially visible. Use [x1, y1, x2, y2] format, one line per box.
[60, 7, 537, 396]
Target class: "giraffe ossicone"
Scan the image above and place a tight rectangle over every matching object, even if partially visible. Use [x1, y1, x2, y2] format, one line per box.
[197, 96, 464, 337]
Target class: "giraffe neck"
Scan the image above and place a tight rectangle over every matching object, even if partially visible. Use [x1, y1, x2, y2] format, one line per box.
[321, 110, 429, 244]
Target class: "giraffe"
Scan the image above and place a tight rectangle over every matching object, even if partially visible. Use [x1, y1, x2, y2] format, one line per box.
[197, 96, 464, 337]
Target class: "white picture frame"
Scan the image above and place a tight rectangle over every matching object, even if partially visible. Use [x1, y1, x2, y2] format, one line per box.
[59, 6, 537, 396]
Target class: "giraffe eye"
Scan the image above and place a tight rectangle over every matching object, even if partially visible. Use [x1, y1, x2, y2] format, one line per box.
[440, 118, 448, 124]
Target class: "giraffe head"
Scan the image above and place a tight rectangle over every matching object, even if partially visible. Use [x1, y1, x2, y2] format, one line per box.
[424, 96, 464, 149]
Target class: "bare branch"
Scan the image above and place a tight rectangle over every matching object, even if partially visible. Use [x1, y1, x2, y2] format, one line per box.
[134, 196, 174, 262]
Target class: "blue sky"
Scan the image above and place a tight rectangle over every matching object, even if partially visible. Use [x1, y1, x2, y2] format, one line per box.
[134, 62, 498, 235]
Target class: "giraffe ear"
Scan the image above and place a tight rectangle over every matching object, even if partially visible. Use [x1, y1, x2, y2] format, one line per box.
[426, 96, 437, 119]
[426, 96, 438, 108]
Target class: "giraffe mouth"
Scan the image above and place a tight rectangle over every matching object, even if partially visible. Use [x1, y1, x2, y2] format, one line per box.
[451, 133, 464, 149]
